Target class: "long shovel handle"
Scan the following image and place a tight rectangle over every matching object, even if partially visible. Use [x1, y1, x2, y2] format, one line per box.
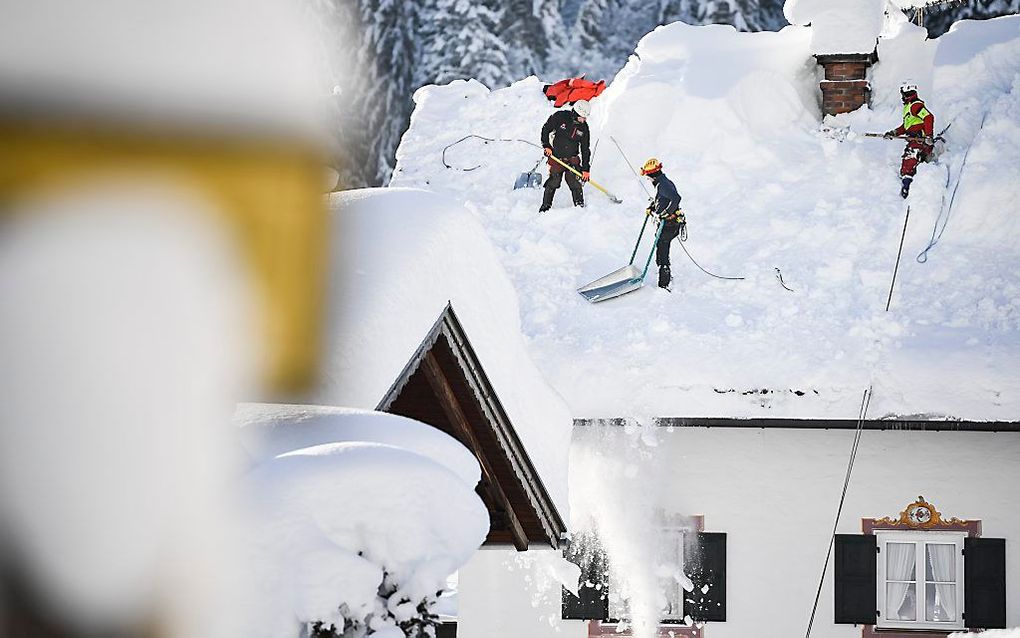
[629, 214, 650, 265]
[641, 222, 665, 280]
[864, 132, 943, 141]
[547, 154, 623, 203]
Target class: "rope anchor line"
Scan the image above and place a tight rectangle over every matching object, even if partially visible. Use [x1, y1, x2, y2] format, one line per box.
[804, 386, 874, 638]
[916, 111, 990, 263]
[441, 134, 541, 171]
[776, 267, 795, 292]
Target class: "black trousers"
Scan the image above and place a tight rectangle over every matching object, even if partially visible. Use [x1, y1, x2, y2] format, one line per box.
[656, 220, 681, 267]
[542, 157, 584, 208]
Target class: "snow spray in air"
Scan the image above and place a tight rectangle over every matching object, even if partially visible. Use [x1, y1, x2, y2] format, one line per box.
[570, 418, 695, 638]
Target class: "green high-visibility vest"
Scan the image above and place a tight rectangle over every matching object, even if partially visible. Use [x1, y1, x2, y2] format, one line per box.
[903, 100, 932, 131]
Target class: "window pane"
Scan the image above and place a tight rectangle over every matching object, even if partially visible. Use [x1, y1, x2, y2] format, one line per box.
[887, 583, 916, 621]
[926, 583, 957, 622]
[925, 544, 956, 582]
[886, 542, 916, 580]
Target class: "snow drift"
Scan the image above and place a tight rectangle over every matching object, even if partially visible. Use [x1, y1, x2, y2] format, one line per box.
[236, 405, 488, 637]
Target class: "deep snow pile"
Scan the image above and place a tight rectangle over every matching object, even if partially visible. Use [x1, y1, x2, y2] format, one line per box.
[316, 188, 573, 514]
[235, 405, 488, 637]
[391, 16, 1020, 421]
[784, 0, 885, 54]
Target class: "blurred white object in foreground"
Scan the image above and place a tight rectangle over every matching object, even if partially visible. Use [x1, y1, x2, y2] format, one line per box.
[0, 0, 334, 633]
[0, 0, 328, 141]
[0, 182, 256, 635]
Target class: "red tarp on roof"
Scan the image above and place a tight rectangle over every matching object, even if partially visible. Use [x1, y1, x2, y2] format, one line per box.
[543, 76, 607, 108]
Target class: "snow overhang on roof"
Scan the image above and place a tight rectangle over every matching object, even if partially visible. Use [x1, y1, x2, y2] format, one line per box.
[379, 303, 566, 550]
[318, 187, 572, 534]
[575, 418, 1020, 432]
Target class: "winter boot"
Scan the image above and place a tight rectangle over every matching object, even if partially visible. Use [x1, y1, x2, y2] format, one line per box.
[657, 265, 671, 290]
[900, 177, 912, 199]
[539, 186, 555, 212]
[573, 195, 585, 208]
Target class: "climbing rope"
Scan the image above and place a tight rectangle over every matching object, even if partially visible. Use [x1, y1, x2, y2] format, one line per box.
[775, 267, 795, 292]
[609, 135, 745, 282]
[886, 205, 911, 312]
[441, 134, 541, 171]
[675, 238, 746, 281]
[916, 111, 989, 263]
[804, 386, 874, 638]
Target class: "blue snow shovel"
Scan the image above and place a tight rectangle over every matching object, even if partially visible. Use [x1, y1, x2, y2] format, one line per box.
[577, 217, 664, 303]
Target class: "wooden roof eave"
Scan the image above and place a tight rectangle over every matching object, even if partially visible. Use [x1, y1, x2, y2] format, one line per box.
[378, 303, 567, 549]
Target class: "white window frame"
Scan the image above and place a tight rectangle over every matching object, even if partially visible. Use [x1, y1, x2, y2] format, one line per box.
[607, 519, 690, 624]
[875, 530, 966, 631]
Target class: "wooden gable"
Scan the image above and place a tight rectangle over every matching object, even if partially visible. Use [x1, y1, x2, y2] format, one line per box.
[377, 303, 566, 550]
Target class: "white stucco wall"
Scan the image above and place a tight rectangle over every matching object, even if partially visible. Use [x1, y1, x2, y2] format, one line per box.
[457, 548, 587, 638]
[568, 425, 1020, 638]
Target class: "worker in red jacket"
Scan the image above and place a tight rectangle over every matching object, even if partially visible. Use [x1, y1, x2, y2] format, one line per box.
[884, 82, 935, 198]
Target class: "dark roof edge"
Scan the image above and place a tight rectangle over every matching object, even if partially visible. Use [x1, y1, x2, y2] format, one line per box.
[441, 304, 567, 546]
[574, 417, 1020, 432]
[378, 302, 567, 548]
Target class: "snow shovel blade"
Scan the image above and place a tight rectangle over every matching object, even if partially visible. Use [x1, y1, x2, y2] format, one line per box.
[514, 170, 542, 189]
[577, 264, 645, 303]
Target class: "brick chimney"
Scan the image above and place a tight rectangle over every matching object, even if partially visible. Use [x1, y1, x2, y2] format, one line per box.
[814, 51, 878, 116]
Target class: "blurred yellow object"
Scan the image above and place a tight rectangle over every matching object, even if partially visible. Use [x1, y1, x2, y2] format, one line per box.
[0, 122, 329, 394]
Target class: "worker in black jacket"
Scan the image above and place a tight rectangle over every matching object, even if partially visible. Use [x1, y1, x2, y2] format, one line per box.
[538, 100, 592, 212]
[640, 157, 685, 290]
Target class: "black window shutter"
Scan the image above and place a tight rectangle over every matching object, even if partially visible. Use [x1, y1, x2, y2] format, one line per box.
[684, 532, 726, 622]
[964, 537, 1006, 628]
[834, 534, 877, 624]
[562, 531, 609, 620]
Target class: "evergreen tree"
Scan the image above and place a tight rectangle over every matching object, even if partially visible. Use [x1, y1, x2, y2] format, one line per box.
[502, 0, 567, 79]
[418, 0, 509, 89]
[355, 0, 419, 183]
[923, 0, 1020, 36]
[576, 0, 614, 52]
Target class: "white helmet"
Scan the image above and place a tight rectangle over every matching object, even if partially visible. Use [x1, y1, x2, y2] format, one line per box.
[900, 81, 918, 95]
[572, 99, 592, 118]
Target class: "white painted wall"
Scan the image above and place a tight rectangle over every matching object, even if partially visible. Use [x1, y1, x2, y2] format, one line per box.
[569, 425, 1020, 638]
[457, 548, 588, 638]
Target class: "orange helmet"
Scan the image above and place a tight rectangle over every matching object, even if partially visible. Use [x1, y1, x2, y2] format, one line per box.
[640, 157, 663, 175]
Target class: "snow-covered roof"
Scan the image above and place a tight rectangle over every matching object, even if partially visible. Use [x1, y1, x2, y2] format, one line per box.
[314, 188, 572, 518]
[390, 18, 1020, 422]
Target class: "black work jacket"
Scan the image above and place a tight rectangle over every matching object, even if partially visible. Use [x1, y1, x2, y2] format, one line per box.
[650, 172, 682, 220]
[540, 110, 591, 171]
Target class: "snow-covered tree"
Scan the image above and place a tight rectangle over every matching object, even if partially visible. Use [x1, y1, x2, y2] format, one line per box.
[657, 0, 787, 31]
[417, 0, 509, 89]
[576, 0, 615, 51]
[354, 0, 419, 183]
[923, 0, 1020, 36]
[502, 0, 567, 79]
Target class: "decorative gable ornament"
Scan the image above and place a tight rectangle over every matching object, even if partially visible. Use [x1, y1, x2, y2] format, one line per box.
[874, 495, 967, 530]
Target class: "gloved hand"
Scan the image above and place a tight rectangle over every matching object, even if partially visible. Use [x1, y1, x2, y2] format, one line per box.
[883, 131, 896, 139]
[543, 147, 552, 157]
[923, 136, 934, 145]
[645, 206, 654, 217]
[581, 171, 590, 182]
[676, 210, 686, 225]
